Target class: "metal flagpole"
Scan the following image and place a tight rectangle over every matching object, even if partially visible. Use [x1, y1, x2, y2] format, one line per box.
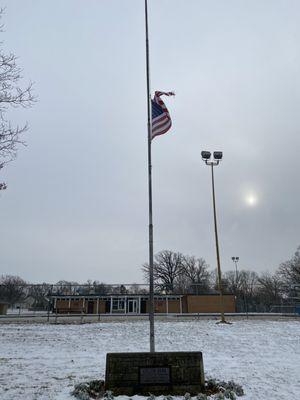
[145, 0, 155, 353]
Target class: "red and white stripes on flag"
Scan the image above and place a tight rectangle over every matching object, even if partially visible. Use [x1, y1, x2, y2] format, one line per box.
[151, 91, 175, 140]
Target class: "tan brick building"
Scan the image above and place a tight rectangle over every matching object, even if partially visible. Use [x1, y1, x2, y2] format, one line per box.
[51, 294, 235, 314]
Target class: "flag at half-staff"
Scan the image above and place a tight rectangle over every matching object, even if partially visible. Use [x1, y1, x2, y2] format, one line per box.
[151, 91, 175, 140]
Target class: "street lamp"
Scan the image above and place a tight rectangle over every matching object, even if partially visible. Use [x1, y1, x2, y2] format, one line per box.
[231, 256, 239, 282]
[201, 150, 227, 323]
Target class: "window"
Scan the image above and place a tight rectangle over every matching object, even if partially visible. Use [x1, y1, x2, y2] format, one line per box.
[112, 298, 125, 311]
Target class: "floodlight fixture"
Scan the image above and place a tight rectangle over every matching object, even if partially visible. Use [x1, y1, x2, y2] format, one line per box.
[201, 151, 211, 160]
[213, 151, 223, 160]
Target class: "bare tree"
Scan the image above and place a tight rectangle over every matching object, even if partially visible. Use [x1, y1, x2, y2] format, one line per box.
[223, 270, 245, 294]
[256, 273, 283, 310]
[0, 9, 34, 190]
[142, 250, 184, 293]
[210, 269, 231, 293]
[278, 245, 300, 286]
[0, 274, 27, 307]
[223, 270, 236, 293]
[28, 283, 51, 310]
[234, 270, 259, 311]
[110, 284, 128, 294]
[239, 270, 258, 297]
[128, 283, 148, 295]
[221, 269, 259, 311]
[180, 256, 210, 293]
[55, 280, 79, 295]
[174, 273, 193, 294]
[92, 281, 109, 295]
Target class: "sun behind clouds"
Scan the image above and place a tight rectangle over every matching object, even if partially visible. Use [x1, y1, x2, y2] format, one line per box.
[245, 193, 258, 207]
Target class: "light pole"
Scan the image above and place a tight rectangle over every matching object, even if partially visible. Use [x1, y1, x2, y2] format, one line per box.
[231, 256, 239, 282]
[201, 150, 227, 324]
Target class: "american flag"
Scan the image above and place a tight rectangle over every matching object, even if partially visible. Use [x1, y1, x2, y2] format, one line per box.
[151, 91, 175, 140]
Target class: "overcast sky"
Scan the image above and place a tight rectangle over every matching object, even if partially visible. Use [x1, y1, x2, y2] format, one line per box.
[1, 0, 300, 283]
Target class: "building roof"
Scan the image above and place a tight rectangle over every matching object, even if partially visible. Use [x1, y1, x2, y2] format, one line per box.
[48, 293, 234, 299]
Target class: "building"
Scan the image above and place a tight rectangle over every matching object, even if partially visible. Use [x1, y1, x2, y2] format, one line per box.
[50, 293, 236, 314]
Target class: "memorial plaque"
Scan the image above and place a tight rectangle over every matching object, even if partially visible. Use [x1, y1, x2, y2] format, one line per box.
[139, 366, 171, 384]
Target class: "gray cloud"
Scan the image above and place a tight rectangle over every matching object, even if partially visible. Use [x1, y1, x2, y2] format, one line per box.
[0, 0, 299, 282]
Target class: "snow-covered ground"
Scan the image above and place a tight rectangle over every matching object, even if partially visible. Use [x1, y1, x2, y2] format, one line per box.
[0, 319, 299, 400]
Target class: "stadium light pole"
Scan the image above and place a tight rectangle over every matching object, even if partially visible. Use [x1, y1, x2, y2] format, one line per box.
[201, 151, 227, 324]
[231, 256, 239, 282]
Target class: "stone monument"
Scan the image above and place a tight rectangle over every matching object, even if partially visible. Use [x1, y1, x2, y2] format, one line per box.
[105, 351, 205, 396]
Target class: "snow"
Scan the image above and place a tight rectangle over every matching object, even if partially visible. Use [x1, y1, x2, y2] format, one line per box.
[0, 319, 299, 399]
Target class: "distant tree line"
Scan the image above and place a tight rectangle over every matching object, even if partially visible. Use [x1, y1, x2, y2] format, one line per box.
[0, 278, 148, 310]
[142, 247, 300, 312]
[1, 245, 299, 312]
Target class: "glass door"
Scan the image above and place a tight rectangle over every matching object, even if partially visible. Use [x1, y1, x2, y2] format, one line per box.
[128, 299, 138, 313]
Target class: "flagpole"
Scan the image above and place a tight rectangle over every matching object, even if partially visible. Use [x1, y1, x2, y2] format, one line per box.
[145, 0, 155, 353]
